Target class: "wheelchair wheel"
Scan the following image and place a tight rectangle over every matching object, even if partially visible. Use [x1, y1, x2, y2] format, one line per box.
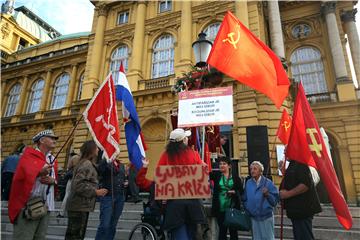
[128, 222, 159, 240]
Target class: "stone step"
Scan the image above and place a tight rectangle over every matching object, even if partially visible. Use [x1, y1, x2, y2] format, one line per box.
[2, 221, 359, 240]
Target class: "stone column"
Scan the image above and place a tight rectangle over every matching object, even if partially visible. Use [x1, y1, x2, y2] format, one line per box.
[39, 70, 52, 112]
[322, 1, 356, 101]
[15, 75, 29, 115]
[267, 0, 285, 59]
[341, 9, 360, 85]
[128, 1, 146, 90]
[180, 1, 192, 64]
[66, 64, 78, 107]
[321, 1, 348, 81]
[235, 0, 249, 27]
[82, 3, 108, 99]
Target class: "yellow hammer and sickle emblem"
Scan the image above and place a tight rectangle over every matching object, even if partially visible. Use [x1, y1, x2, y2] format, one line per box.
[207, 126, 215, 134]
[282, 121, 291, 132]
[306, 128, 322, 157]
[222, 25, 240, 49]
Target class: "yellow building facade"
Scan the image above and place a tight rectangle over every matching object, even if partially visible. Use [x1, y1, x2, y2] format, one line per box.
[1, 1, 359, 204]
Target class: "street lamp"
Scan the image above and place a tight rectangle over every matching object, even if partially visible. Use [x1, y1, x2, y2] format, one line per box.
[192, 32, 213, 67]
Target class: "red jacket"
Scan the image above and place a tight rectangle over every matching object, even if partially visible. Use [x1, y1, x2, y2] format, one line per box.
[8, 147, 57, 223]
[157, 148, 203, 166]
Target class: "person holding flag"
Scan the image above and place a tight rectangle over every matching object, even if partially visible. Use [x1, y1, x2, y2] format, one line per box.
[280, 83, 353, 239]
[279, 160, 321, 240]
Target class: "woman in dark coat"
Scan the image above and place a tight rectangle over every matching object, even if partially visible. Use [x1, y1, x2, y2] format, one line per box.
[211, 157, 243, 240]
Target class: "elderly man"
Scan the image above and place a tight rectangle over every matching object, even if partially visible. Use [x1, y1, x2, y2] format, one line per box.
[8, 129, 59, 240]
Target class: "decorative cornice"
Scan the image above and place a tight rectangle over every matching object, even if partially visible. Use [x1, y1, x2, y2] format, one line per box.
[341, 9, 357, 23]
[321, 1, 337, 16]
[282, 15, 322, 41]
[96, 3, 109, 17]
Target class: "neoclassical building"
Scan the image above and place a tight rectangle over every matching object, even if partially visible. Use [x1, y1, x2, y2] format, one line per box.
[1, 1, 359, 204]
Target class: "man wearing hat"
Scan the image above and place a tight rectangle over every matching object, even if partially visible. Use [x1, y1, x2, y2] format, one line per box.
[9, 129, 59, 240]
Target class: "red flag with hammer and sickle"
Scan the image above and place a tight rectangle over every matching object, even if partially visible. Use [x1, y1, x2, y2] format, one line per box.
[207, 11, 289, 108]
[276, 109, 292, 144]
[83, 73, 120, 161]
[286, 83, 352, 230]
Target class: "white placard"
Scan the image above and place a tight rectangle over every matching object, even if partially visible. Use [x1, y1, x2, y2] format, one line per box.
[276, 144, 289, 176]
[177, 87, 234, 127]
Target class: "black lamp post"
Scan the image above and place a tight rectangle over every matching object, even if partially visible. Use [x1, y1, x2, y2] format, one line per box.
[192, 32, 213, 67]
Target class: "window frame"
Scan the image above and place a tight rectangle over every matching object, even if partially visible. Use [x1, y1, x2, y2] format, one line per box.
[4, 83, 22, 117]
[151, 34, 175, 79]
[203, 22, 221, 43]
[77, 74, 84, 100]
[51, 73, 70, 110]
[290, 46, 328, 95]
[110, 45, 129, 84]
[158, 0, 172, 13]
[117, 10, 129, 25]
[26, 79, 45, 114]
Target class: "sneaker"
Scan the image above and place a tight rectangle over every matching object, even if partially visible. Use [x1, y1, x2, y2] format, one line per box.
[57, 214, 64, 218]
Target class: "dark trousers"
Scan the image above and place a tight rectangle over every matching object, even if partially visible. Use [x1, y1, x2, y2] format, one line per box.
[1, 172, 13, 200]
[216, 212, 238, 240]
[65, 211, 89, 240]
[291, 217, 315, 240]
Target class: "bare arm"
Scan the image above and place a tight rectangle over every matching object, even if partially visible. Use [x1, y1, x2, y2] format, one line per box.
[280, 183, 309, 199]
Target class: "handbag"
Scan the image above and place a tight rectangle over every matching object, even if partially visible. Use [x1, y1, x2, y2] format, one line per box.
[223, 176, 251, 231]
[223, 207, 251, 231]
[24, 196, 48, 220]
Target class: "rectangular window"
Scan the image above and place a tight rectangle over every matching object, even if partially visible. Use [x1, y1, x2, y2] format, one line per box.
[17, 38, 27, 51]
[159, 0, 171, 13]
[117, 11, 129, 25]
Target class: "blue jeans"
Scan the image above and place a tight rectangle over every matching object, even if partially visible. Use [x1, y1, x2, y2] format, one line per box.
[95, 193, 125, 240]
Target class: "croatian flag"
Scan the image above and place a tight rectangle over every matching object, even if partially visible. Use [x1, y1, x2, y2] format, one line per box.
[115, 63, 147, 170]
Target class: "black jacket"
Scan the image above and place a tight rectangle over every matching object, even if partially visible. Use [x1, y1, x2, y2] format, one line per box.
[210, 170, 243, 216]
[97, 160, 125, 196]
[280, 160, 322, 219]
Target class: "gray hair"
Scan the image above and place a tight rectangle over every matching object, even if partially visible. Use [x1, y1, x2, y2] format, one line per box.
[250, 161, 264, 172]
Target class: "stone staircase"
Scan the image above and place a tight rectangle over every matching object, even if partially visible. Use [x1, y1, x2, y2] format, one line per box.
[1, 201, 359, 240]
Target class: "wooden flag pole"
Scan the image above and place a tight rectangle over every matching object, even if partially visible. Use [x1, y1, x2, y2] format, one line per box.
[54, 114, 84, 160]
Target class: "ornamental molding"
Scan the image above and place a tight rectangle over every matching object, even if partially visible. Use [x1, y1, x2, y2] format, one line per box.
[1, 22, 10, 39]
[321, 1, 337, 16]
[145, 12, 181, 33]
[96, 3, 109, 17]
[341, 9, 357, 23]
[283, 15, 322, 41]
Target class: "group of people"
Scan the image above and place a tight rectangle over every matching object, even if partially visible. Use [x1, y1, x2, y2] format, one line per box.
[5, 127, 322, 240]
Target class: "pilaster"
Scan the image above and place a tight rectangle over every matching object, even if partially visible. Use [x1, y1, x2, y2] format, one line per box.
[267, 0, 285, 59]
[83, 3, 108, 99]
[15, 75, 29, 115]
[341, 9, 360, 87]
[128, 1, 146, 91]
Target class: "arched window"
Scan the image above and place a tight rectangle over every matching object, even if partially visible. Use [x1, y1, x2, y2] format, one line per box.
[204, 22, 221, 42]
[110, 45, 129, 84]
[77, 74, 84, 100]
[27, 79, 44, 113]
[4, 83, 21, 117]
[51, 73, 70, 109]
[152, 34, 174, 78]
[290, 47, 327, 94]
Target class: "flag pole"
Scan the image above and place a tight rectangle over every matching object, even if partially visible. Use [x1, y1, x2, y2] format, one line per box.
[54, 114, 84, 160]
[201, 126, 205, 161]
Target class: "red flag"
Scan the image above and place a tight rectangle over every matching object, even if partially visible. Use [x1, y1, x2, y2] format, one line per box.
[83, 73, 120, 161]
[286, 83, 352, 230]
[207, 11, 289, 108]
[276, 109, 292, 144]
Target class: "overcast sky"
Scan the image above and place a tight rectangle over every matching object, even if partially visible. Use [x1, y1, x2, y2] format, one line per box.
[12, 0, 94, 34]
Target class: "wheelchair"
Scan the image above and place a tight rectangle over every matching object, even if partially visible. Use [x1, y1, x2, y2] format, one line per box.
[128, 201, 168, 240]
